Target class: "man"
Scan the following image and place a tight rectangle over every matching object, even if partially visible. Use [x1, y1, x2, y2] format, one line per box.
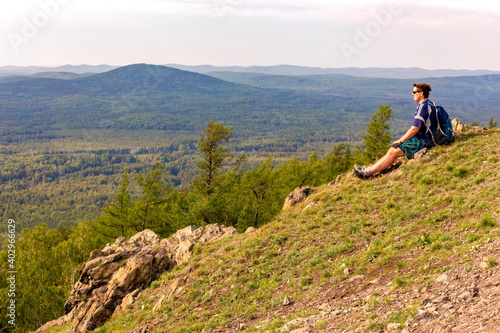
[354, 83, 436, 179]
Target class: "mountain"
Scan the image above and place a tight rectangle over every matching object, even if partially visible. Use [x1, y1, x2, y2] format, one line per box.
[0, 64, 248, 98]
[0, 63, 383, 138]
[3, 64, 499, 79]
[37, 128, 500, 332]
[166, 64, 500, 79]
[72, 63, 243, 95]
[2, 64, 498, 135]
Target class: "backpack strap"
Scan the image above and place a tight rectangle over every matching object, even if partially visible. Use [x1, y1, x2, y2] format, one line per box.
[423, 102, 440, 146]
[416, 101, 433, 136]
[431, 102, 446, 133]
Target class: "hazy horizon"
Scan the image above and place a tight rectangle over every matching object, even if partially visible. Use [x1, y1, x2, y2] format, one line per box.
[2, 64, 500, 72]
[1, 0, 499, 70]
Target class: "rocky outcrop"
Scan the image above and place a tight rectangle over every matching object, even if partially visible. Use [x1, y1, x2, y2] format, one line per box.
[283, 187, 312, 210]
[36, 224, 237, 333]
[452, 118, 467, 132]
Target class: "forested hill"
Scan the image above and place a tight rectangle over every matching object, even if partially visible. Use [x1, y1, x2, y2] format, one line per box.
[1, 64, 498, 136]
[0, 64, 257, 130]
[4, 64, 500, 78]
[2, 64, 500, 134]
[167, 63, 500, 78]
[72, 64, 252, 96]
[0, 63, 382, 138]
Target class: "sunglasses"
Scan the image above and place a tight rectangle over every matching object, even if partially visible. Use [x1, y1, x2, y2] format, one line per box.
[412, 90, 422, 94]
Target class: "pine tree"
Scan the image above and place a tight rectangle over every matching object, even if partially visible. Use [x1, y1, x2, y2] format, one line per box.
[133, 163, 169, 232]
[193, 120, 234, 195]
[324, 143, 353, 180]
[100, 168, 132, 237]
[191, 121, 245, 224]
[359, 104, 393, 163]
[489, 117, 497, 129]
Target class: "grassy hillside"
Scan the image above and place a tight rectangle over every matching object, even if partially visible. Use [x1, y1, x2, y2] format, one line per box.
[57, 129, 499, 332]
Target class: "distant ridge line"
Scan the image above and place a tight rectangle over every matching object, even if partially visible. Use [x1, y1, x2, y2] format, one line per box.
[165, 64, 500, 79]
[1, 64, 500, 79]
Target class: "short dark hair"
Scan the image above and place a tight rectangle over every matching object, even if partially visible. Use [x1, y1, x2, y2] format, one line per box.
[413, 83, 432, 98]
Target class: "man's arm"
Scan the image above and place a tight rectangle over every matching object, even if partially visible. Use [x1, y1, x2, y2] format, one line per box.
[394, 126, 420, 144]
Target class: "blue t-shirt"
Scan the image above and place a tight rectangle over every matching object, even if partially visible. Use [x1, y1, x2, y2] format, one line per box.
[411, 100, 438, 141]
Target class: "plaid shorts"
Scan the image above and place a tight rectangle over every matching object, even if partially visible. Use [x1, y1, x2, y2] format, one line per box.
[399, 136, 432, 159]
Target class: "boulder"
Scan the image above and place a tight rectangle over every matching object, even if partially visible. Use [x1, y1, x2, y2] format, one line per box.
[452, 118, 467, 132]
[283, 187, 312, 210]
[36, 224, 237, 333]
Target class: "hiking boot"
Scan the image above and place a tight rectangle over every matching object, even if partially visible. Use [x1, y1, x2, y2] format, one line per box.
[353, 164, 364, 172]
[353, 165, 373, 180]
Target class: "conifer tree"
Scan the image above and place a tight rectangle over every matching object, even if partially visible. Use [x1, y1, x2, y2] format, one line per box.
[133, 163, 169, 231]
[237, 158, 280, 229]
[324, 143, 353, 181]
[13, 225, 70, 330]
[489, 117, 497, 129]
[359, 104, 393, 163]
[193, 120, 234, 195]
[100, 168, 132, 237]
[191, 120, 245, 224]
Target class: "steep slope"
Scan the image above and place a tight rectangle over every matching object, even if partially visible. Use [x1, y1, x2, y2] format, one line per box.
[52, 129, 499, 333]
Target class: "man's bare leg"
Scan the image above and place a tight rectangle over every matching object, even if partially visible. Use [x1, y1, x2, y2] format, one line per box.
[368, 147, 405, 175]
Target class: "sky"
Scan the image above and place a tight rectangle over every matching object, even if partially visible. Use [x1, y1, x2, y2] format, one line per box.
[1, 0, 500, 70]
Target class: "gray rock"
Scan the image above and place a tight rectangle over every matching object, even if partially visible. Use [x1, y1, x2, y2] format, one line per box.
[36, 224, 237, 333]
[283, 187, 312, 210]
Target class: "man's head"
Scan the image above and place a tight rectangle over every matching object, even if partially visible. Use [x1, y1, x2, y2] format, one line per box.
[412, 83, 432, 102]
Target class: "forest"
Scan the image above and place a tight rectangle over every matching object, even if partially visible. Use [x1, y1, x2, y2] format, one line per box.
[0, 114, 372, 331]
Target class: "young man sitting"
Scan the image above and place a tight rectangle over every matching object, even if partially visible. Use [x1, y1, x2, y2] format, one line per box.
[354, 83, 437, 179]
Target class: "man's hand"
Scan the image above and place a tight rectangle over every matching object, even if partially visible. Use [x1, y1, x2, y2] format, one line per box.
[391, 141, 402, 148]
